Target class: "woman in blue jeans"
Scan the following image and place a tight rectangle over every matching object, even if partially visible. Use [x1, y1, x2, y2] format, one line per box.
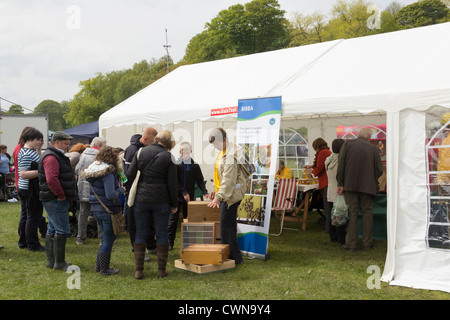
[82, 146, 125, 275]
[127, 130, 178, 279]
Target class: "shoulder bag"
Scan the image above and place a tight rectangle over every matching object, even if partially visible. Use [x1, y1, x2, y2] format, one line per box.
[127, 148, 142, 207]
[90, 184, 125, 235]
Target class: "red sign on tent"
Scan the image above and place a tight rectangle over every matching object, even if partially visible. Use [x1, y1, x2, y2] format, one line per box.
[210, 106, 238, 116]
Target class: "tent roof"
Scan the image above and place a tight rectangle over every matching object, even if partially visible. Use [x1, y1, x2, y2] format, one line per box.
[63, 121, 99, 139]
[100, 22, 450, 129]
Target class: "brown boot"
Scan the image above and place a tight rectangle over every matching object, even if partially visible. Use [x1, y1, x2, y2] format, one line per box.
[134, 243, 146, 280]
[157, 244, 169, 278]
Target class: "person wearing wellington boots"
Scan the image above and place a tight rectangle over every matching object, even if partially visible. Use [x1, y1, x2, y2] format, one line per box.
[38, 132, 77, 271]
[127, 130, 178, 279]
[82, 146, 125, 276]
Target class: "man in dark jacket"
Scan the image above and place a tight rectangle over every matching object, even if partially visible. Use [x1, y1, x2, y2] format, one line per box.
[123, 128, 157, 256]
[336, 127, 383, 252]
[38, 131, 77, 270]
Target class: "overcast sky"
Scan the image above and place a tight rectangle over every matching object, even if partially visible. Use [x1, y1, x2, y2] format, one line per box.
[0, 0, 418, 112]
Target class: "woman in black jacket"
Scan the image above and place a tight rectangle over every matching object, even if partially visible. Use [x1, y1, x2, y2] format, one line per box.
[127, 130, 177, 279]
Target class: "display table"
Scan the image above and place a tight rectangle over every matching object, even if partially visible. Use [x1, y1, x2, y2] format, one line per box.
[285, 183, 319, 231]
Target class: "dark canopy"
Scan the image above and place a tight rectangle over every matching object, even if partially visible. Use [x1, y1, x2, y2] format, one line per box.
[63, 121, 99, 140]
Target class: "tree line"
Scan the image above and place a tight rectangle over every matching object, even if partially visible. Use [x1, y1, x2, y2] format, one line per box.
[3, 0, 449, 130]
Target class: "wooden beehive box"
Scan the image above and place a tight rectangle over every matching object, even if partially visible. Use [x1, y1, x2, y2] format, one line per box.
[188, 201, 220, 222]
[181, 221, 221, 250]
[181, 244, 229, 265]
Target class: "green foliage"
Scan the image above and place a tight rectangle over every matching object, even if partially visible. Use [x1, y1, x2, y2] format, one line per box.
[33, 99, 69, 131]
[5, 105, 24, 114]
[64, 58, 169, 127]
[395, 0, 450, 28]
[182, 0, 290, 63]
[326, 0, 374, 39]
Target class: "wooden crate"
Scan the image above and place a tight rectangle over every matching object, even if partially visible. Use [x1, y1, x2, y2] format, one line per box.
[174, 259, 235, 274]
[187, 201, 220, 222]
[181, 244, 229, 265]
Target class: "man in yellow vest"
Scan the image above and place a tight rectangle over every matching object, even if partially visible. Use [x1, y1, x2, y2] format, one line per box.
[208, 128, 245, 264]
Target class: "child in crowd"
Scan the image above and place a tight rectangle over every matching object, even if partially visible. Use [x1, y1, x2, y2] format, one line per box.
[167, 142, 208, 249]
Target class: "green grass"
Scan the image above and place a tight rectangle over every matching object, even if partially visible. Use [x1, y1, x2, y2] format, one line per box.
[0, 201, 448, 300]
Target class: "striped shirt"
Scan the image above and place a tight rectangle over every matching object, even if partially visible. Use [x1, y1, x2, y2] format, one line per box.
[18, 147, 40, 190]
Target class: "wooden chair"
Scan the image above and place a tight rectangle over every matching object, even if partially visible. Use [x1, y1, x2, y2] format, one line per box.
[270, 178, 298, 236]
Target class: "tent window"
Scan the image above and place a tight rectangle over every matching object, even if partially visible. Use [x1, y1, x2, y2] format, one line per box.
[278, 128, 308, 178]
[426, 110, 450, 250]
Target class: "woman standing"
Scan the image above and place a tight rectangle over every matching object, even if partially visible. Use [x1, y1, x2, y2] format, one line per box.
[17, 128, 45, 251]
[0, 145, 10, 200]
[82, 146, 125, 275]
[325, 138, 346, 244]
[127, 130, 177, 279]
[306, 138, 332, 232]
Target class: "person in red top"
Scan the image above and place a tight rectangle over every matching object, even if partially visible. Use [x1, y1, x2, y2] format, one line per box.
[306, 138, 332, 232]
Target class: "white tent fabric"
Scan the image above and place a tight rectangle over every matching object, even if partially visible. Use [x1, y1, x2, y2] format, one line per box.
[100, 22, 450, 292]
[100, 39, 341, 128]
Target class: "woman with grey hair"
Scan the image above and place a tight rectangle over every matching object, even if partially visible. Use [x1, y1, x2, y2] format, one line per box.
[74, 137, 107, 245]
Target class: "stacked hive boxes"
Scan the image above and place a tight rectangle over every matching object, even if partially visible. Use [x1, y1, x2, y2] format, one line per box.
[176, 202, 234, 272]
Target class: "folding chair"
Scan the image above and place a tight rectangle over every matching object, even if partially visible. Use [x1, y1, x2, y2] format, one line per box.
[270, 178, 298, 236]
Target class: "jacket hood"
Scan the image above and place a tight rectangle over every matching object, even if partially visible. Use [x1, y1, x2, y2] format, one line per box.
[81, 160, 116, 180]
[325, 153, 339, 170]
[130, 134, 142, 146]
[82, 147, 99, 156]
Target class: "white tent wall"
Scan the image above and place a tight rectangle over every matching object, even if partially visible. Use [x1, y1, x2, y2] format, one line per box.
[382, 107, 450, 293]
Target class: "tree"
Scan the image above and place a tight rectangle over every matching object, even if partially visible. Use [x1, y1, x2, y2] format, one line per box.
[182, 0, 289, 63]
[289, 11, 328, 47]
[245, 0, 290, 53]
[395, 0, 450, 29]
[65, 74, 114, 127]
[6, 104, 24, 114]
[65, 58, 170, 126]
[323, 0, 374, 40]
[33, 100, 69, 131]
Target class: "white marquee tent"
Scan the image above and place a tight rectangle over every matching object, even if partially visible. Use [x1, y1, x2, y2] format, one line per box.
[100, 22, 450, 292]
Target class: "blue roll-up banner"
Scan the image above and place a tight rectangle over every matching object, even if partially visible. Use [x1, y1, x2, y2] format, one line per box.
[236, 96, 281, 259]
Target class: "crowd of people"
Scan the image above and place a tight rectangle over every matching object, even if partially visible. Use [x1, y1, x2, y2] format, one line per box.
[4, 125, 248, 279]
[299, 127, 383, 251]
[3, 124, 382, 278]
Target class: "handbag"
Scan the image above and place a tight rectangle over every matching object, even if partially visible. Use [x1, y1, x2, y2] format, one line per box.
[331, 194, 349, 226]
[127, 148, 142, 207]
[90, 185, 125, 235]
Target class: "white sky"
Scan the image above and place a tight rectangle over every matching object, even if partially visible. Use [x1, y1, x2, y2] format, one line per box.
[0, 0, 418, 112]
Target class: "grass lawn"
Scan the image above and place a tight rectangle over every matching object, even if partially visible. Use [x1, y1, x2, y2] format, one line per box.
[0, 201, 448, 301]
